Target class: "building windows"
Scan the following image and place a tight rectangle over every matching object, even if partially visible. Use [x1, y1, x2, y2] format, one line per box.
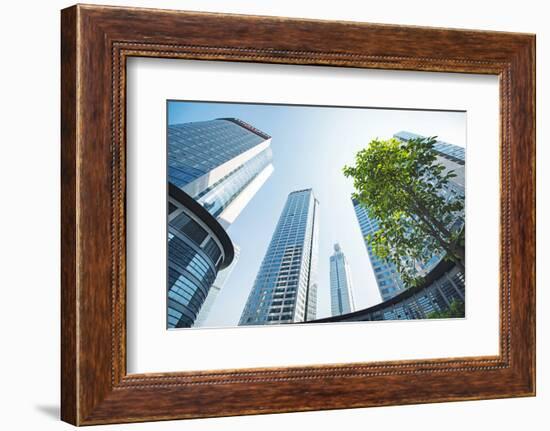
[203, 238, 222, 266]
[240, 190, 319, 325]
[167, 117, 273, 329]
[171, 211, 208, 245]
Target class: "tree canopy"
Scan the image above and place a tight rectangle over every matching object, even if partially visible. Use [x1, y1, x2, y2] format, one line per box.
[343, 136, 464, 286]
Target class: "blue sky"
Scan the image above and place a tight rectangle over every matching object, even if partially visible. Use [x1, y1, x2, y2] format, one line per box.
[168, 101, 466, 328]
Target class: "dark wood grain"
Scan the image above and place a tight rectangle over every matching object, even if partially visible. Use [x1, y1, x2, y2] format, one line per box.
[60, 4, 536, 425]
[60, 5, 78, 425]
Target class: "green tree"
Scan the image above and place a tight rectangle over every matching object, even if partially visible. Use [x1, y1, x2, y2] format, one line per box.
[426, 300, 465, 319]
[343, 136, 464, 286]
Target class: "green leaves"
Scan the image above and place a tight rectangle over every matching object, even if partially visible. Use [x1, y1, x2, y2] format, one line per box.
[427, 300, 465, 319]
[344, 136, 465, 288]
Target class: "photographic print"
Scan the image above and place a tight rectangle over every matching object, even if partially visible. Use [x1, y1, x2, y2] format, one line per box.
[166, 101, 466, 329]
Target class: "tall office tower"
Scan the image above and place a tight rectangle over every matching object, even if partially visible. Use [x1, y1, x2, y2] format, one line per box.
[394, 131, 465, 165]
[394, 131, 466, 271]
[167, 118, 274, 328]
[352, 132, 466, 302]
[169, 118, 274, 228]
[194, 245, 240, 328]
[352, 198, 405, 301]
[329, 243, 356, 316]
[394, 131, 464, 193]
[239, 189, 320, 325]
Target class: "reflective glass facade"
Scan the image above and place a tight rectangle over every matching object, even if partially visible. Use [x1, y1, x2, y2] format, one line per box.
[313, 264, 465, 322]
[352, 199, 405, 301]
[167, 117, 273, 328]
[168, 119, 267, 189]
[394, 131, 465, 274]
[395, 132, 466, 211]
[394, 131, 465, 164]
[194, 246, 241, 327]
[329, 243, 356, 316]
[168, 118, 273, 224]
[196, 149, 272, 219]
[239, 189, 320, 325]
[167, 198, 222, 328]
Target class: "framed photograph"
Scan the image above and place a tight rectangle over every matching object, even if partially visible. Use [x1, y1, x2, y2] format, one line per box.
[61, 4, 535, 425]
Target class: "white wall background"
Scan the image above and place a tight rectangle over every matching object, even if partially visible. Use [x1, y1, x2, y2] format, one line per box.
[0, 0, 546, 429]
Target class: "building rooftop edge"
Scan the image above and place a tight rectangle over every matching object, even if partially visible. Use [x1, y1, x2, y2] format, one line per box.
[168, 117, 272, 141]
[306, 258, 457, 323]
[216, 117, 272, 140]
[289, 188, 313, 195]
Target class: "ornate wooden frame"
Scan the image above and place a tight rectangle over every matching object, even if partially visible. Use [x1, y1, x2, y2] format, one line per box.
[61, 4, 536, 426]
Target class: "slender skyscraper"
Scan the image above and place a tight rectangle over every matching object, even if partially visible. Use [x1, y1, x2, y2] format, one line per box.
[239, 189, 319, 325]
[167, 118, 273, 328]
[329, 243, 356, 316]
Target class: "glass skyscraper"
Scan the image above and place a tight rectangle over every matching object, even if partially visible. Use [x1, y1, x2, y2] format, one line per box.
[329, 243, 356, 316]
[394, 131, 465, 207]
[394, 131, 465, 165]
[239, 189, 319, 325]
[168, 118, 274, 228]
[352, 131, 465, 302]
[167, 118, 273, 328]
[352, 199, 405, 301]
[194, 245, 240, 327]
[394, 131, 465, 271]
